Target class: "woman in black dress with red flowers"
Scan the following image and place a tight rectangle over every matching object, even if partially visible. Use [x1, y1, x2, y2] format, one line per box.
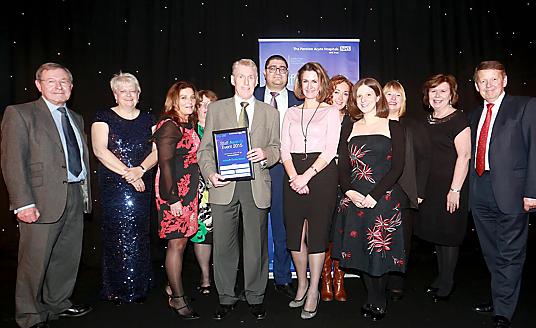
[333, 78, 406, 321]
[153, 81, 200, 319]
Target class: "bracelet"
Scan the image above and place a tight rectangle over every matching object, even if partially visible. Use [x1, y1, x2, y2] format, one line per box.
[139, 165, 146, 173]
[449, 187, 460, 193]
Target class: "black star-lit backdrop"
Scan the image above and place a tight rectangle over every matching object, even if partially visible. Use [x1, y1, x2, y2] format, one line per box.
[1, 0, 535, 262]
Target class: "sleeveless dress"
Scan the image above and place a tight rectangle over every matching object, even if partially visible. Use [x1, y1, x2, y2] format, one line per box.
[333, 134, 407, 276]
[415, 110, 469, 246]
[94, 109, 154, 303]
[153, 119, 200, 239]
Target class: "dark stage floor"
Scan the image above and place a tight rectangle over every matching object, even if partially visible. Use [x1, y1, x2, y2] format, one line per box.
[1, 222, 534, 328]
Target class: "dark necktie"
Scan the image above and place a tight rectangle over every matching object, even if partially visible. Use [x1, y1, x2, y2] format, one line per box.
[239, 101, 249, 128]
[270, 91, 279, 109]
[476, 103, 494, 176]
[57, 106, 82, 176]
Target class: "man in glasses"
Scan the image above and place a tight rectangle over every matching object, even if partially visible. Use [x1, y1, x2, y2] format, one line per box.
[254, 55, 302, 299]
[1, 63, 92, 328]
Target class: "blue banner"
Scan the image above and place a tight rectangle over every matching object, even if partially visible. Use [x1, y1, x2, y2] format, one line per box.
[258, 38, 360, 90]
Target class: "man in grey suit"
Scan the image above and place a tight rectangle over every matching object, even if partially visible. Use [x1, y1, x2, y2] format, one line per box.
[197, 58, 280, 321]
[1, 63, 92, 328]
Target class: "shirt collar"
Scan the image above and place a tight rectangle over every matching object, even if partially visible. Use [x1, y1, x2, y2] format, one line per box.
[484, 91, 505, 109]
[264, 87, 287, 97]
[234, 95, 255, 108]
[42, 96, 67, 113]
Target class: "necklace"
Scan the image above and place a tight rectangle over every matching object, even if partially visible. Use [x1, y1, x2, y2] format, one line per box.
[300, 102, 321, 160]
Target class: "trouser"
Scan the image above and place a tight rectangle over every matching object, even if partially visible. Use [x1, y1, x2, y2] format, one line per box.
[212, 181, 269, 305]
[16, 183, 84, 328]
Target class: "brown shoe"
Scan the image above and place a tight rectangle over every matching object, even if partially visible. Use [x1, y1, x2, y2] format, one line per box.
[321, 243, 333, 301]
[333, 260, 347, 301]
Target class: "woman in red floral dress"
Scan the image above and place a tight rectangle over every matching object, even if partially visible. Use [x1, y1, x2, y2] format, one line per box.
[153, 81, 200, 319]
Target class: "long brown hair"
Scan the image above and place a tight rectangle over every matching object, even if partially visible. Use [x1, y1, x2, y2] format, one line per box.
[293, 62, 330, 102]
[347, 78, 388, 120]
[162, 81, 199, 126]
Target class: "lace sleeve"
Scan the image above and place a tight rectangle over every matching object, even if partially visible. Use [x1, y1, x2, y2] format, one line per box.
[154, 120, 181, 204]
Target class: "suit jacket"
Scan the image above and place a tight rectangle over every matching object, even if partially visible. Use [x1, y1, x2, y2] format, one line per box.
[469, 94, 536, 214]
[253, 86, 302, 109]
[1, 97, 92, 223]
[197, 97, 280, 209]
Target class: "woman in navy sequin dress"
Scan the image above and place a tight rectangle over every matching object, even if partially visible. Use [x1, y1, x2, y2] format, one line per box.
[92, 73, 157, 304]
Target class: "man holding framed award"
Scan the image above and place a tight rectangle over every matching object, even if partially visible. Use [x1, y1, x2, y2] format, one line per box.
[197, 58, 280, 321]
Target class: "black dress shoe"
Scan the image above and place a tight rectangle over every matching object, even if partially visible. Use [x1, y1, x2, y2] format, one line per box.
[472, 301, 494, 314]
[275, 283, 296, 299]
[30, 322, 49, 328]
[213, 304, 236, 320]
[249, 303, 266, 320]
[58, 304, 92, 317]
[493, 315, 511, 328]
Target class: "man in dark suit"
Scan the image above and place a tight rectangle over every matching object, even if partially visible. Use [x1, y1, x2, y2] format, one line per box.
[253, 54, 301, 299]
[1, 63, 92, 328]
[197, 59, 280, 320]
[469, 60, 536, 328]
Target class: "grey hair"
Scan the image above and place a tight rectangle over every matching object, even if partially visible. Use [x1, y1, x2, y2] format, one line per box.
[231, 58, 258, 77]
[110, 72, 141, 94]
[35, 62, 73, 82]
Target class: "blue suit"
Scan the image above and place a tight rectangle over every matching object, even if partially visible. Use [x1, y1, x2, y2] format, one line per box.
[469, 94, 536, 320]
[254, 86, 301, 284]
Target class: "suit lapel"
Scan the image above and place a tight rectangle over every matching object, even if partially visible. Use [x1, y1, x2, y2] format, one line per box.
[250, 100, 264, 135]
[489, 95, 511, 147]
[36, 98, 63, 150]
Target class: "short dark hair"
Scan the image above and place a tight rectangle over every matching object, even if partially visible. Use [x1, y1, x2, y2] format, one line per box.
[348, 78, 388, 120]
[264, 55, 288, 69]
[422, 74, 459, 108]
[473, 60, 506, 82]
[293, 62, 329, 102]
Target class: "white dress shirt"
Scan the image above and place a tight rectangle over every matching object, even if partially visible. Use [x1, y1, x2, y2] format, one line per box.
[475, 91, 506, 170]
[234, 95, 255, 127]
[263, 87, 288, 130]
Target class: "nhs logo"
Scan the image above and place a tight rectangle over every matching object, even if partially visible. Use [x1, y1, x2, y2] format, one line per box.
[340, 45, 351, 52]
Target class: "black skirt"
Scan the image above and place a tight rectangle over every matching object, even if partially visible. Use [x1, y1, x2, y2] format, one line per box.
[284, 153, 338, 253]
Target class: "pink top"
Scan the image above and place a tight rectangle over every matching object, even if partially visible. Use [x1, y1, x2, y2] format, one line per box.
[281, 105, 341, 163]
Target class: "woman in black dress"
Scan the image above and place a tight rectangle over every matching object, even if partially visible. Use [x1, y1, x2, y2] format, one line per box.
[383, 80, 431, 300]
[153, 81, 201, 319]
[333, 78, 406, 321]
[281, 62, 341, 319]
[414, 74, 471, 302]
[321, 74, 353, 303]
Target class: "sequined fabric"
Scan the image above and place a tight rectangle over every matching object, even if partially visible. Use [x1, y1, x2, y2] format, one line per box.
[94, 109, 154, 303]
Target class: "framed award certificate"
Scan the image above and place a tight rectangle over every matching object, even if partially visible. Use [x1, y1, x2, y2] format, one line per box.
[212, 127, 254, 181]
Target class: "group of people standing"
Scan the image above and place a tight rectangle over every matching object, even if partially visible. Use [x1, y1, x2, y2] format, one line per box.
[2, 58, 535, 328]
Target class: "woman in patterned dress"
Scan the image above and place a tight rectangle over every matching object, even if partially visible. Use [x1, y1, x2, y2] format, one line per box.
[153, 81, 200, 319]
[190, 89, 218, 295]
[333, 78, 406, 321]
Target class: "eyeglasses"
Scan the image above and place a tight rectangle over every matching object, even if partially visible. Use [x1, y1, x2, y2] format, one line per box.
[39, 79, 72, 88]
[200, 101, 211, 107]
[267, 66, 288, 74]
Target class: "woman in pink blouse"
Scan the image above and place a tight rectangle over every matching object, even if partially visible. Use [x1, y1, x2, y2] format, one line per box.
[281, 62, 341, 319]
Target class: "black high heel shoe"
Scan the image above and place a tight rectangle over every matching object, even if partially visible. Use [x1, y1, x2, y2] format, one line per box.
[169, 295, 200, 320]
[432, 285, 455, 303]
